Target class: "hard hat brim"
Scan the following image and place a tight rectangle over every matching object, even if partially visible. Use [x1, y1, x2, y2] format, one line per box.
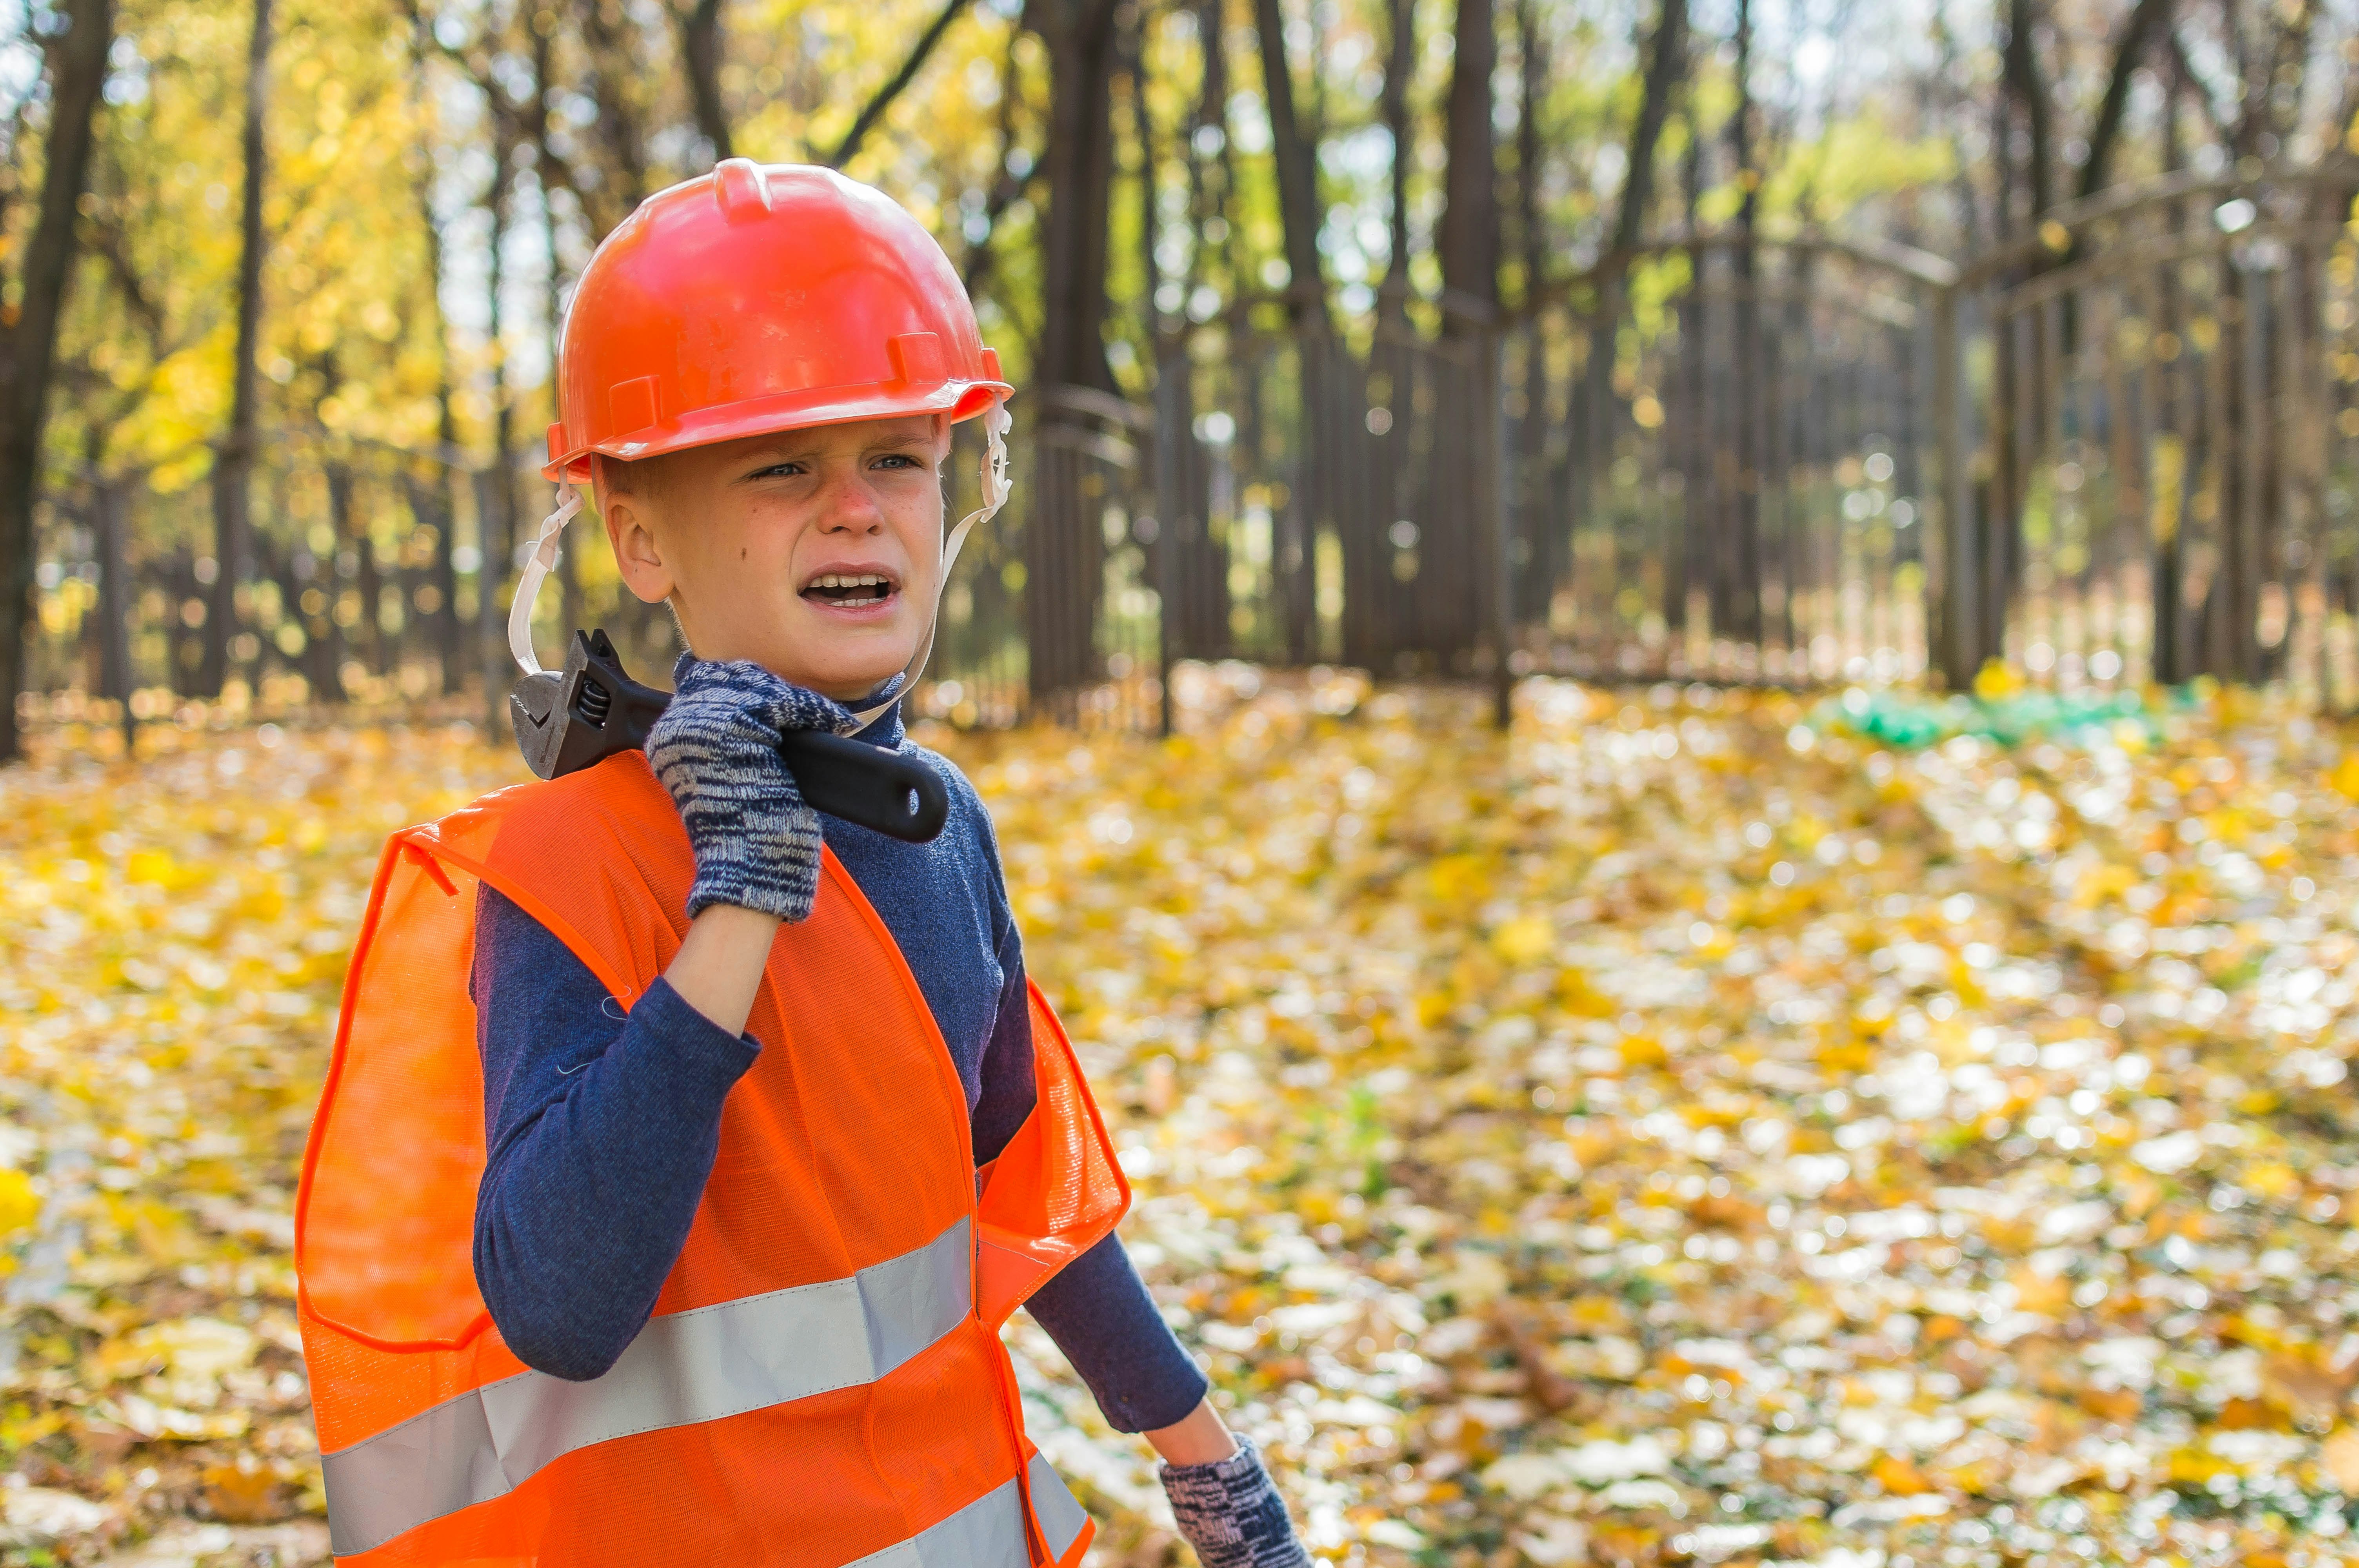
[543, 375, 1014, 484]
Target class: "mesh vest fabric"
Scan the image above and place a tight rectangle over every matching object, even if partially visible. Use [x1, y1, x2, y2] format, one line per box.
[295, 753, 1128, 1566]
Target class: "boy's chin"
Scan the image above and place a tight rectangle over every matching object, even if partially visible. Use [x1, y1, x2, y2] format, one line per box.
[764, 647, 923, 705]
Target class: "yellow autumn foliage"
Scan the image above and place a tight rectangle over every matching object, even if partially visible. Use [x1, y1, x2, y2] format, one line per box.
[6, 676, 2359, 1564]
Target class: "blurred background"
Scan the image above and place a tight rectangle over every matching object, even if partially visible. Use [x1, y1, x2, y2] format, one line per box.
[5, 0, 2359, 749]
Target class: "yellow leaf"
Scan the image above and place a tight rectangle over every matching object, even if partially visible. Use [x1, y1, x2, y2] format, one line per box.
[1556, 967, 1614, 1017]
[1872, 1454, 1933, 1495]
[125, 849, 176, 884]
[203, 1459, 291, 1523]
[2322, 1427, 2359, 1492]
[2245, 1163, 2299, 1201]
[1617, 1034, 1665, 1069]
[1973, 659, 2022, 699]
[0, 1170, 40, 1242]
[1491, 915, 1552, 966]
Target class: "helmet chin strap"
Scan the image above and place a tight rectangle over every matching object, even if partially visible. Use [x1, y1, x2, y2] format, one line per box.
[509, 395, 1014, 739]
[842, 394, 1010, 735]
[509, 484, 584, 680]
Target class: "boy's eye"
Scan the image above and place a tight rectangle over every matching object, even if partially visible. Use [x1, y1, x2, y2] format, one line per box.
[871, 454, 921, 470]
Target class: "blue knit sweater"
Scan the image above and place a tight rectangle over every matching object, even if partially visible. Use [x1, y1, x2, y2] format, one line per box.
[465, 705, 1207, 1434]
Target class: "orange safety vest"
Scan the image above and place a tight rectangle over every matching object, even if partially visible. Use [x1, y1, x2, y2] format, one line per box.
[295, 753, 1130, 1566]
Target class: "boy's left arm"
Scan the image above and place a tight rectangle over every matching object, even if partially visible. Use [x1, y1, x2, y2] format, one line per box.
[976, 953, 1309, 1564]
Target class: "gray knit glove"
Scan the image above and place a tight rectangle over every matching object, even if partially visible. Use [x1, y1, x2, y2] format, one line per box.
[1160, 1437, 1310, 1568]
[645, 655, 852, 922]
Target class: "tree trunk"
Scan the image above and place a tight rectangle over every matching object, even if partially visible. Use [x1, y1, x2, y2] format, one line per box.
[959, 29, 1039, 294]
[1669, 120, 1704, 648]
[480, 129, 522, 734]
[1512, 0, 1545, 308]
[1378, 0, 1415, 318]
[1252, 0, 1324, 321]
[1436, 0, 1497, 327]
[409, 9, 467, 691]
[2152, 63, 2187, 683]
[0, 0, 114, 760]
[528, 20, 583, 642]
[1725, 0, 1761, 646]
[1511, 0, 1556, 625]
[577, 0, 654, 231]
[92, 475, 134, 755]
[1030, 0, 1122, 397]
[676, 0, 733, 163]
[1160, 0, 1230, 665]
[326, 463, 359, 699]
[1250, 0, 1325, 659]
[2002, 0, 2054, 220]
[166, 548, 196, 697]
[1433, 0, 1501, 673]
[1575, 0, 1684, 588]
[1356, 0, 1416, 673]
[1023, 0, 1121, 710]
[202, 0, 273, 698]
[1131, 11, 1180, 726]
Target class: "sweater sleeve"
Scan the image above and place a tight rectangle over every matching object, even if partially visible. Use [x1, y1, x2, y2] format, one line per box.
[469, 884, 759, 1381]
[977, 926, 1211, 1434]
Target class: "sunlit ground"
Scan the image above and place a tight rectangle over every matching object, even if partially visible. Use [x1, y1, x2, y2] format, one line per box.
[5, 679, 2359, 1567]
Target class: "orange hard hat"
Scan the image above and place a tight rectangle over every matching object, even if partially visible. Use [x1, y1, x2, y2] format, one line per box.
[543, 159, 1010, 482]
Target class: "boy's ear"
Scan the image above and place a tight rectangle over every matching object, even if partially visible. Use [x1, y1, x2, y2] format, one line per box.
[604, 493, 676, 607]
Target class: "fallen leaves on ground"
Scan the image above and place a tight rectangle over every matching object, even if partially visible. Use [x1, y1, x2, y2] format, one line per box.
[4, 680, 2359, 1568]
[0, 720, 511, 1565]
[973, 677, 2359, 1568]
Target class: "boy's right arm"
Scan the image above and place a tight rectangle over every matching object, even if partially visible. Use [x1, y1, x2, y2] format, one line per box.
[473, 658, 845, 1379]
[664, 903, 784, 1036]
[471, 887, 763, 1381]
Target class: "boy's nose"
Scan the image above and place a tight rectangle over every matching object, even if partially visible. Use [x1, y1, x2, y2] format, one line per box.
[815, 472, 887, 532]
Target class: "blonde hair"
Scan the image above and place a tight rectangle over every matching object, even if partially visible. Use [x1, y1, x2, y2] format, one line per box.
[592, 450, 672, 501]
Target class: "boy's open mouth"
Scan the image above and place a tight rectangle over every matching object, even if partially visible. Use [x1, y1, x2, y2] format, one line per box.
[801, 572, 899, 610]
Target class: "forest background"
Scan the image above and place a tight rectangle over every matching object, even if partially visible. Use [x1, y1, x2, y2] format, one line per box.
[0, 0, 2352, 748]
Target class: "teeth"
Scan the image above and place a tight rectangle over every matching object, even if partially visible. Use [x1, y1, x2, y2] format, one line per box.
[809, 573, 889, 591]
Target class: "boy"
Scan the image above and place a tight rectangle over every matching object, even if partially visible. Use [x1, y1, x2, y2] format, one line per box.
[294, 163, 1308, 1565]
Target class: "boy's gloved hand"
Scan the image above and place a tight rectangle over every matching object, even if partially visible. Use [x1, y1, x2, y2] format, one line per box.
[1159, 1437, 1310, 1568]
[646, 655, 853, 922]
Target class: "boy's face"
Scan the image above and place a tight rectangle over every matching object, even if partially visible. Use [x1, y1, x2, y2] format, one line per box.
[603, 415, 951, 703]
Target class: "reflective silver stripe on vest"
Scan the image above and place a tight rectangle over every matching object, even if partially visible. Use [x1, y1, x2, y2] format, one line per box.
[1028, 1451, 1092, 1561]
[844, 1474, 1031, 1568]
[322, 1215, 972, 1557]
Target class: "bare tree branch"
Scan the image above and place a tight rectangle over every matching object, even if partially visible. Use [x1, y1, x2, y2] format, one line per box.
[2078, 0, 2174, 200]
[828, 0, 978, 168]
[576, 0, 653, 224]
[1609, 0, 1687, 261]
[2167, 25, 2240, 145]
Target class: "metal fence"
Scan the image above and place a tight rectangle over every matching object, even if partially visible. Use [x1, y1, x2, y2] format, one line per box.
[27, 158, 2359, 735]
[927, 233, 1955, 723]
[919, 157, 2359, 729]
[1945, 164, 2359, 701]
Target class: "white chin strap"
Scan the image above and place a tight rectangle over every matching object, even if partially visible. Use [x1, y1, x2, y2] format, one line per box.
[509, 485, 583, 677]
[509, 395, 1014, 738]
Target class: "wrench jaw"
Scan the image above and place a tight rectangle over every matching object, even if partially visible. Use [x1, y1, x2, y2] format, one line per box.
[509, 629, 671, 782]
